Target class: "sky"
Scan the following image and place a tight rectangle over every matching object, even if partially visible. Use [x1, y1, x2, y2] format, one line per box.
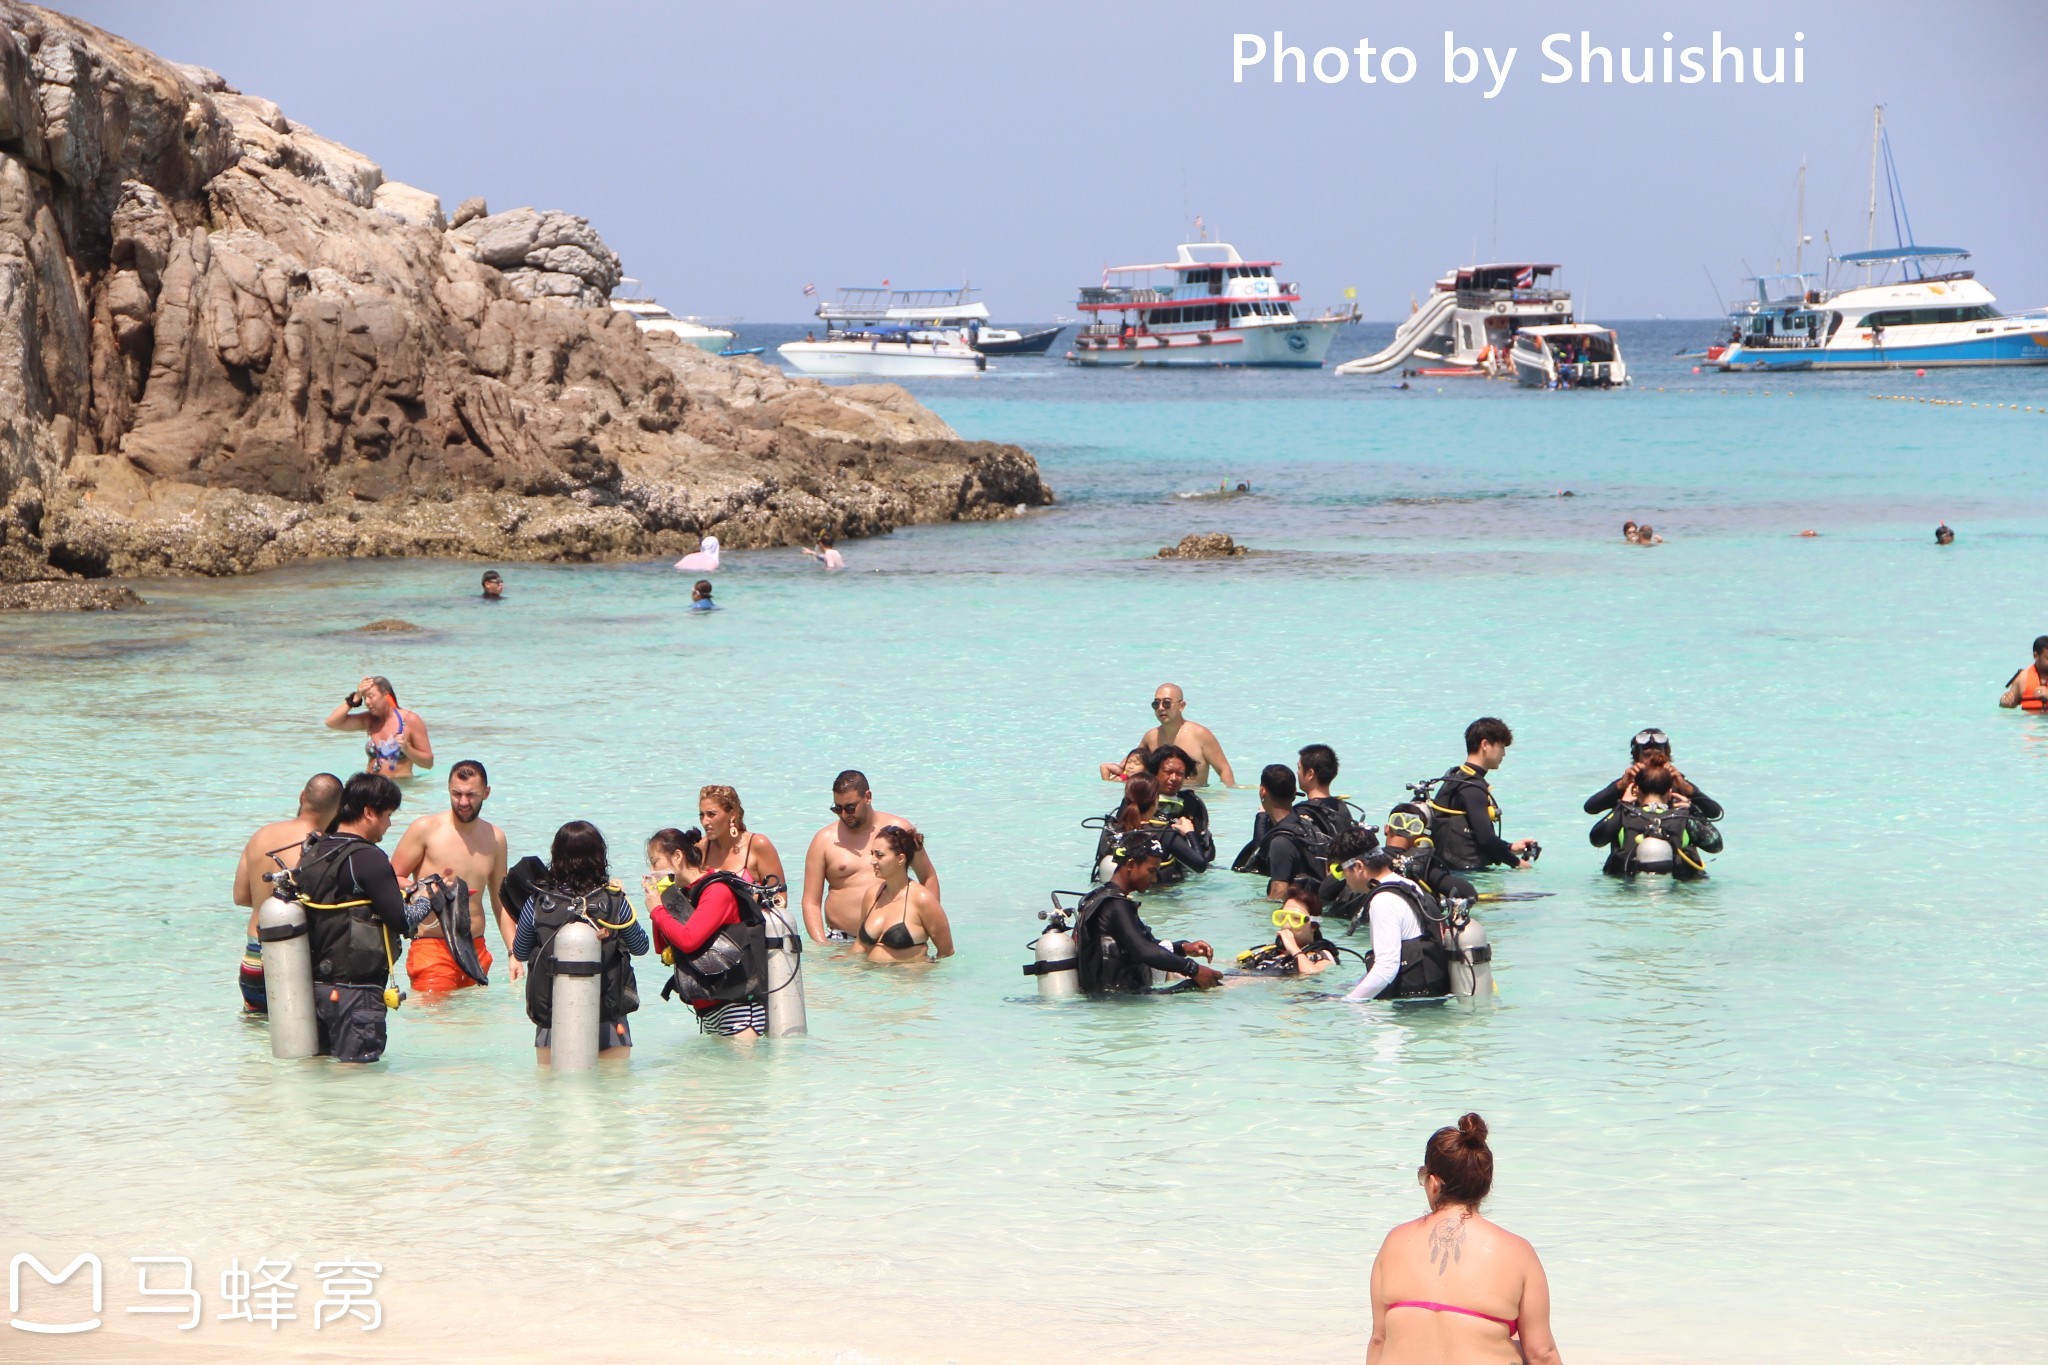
[61, 1, 2048, 322]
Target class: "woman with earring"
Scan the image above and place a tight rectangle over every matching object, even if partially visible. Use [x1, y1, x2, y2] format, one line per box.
[698, 785, 786, 887]
[1367, 1114, 1562, 1364]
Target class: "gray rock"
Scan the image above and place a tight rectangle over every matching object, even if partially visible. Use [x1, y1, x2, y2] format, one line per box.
[449, 195, 487, 228]
[1156, 533, 1248, 559]
[373, 180, 445, 230]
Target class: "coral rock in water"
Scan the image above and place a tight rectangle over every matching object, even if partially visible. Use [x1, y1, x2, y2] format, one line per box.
[0, 3, 1049, 582]
[1157, 533, 1248, 559]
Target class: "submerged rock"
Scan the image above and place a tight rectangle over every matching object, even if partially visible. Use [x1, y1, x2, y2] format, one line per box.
[0, 580, 144, 611]
[355, 618, 421, 633]
[1157, 533, 1248, 560]
[0, 3, 1050, 583]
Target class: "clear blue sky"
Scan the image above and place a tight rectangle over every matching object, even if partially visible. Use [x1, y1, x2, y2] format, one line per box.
[63, 0, 2048, 321]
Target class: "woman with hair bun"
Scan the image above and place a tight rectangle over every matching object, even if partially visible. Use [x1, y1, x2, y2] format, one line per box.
[857, 825, 953, 964]
[1368, 1114, 1561, 1364]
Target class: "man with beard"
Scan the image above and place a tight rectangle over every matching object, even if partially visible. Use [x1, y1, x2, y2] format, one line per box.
[391, 759, 514, 988]
[800, 770, 940, 943]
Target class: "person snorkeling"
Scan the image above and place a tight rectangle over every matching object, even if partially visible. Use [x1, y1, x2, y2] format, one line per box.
[1074, 831, 1223, 994]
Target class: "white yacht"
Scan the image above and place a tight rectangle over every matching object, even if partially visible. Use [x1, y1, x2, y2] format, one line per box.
[1066, 242, 1341, 367]
[610, 281, 737, 353]
[1511, 324, 1628, 389]
[816, 285, 1061, 355]
[1335, 264, 1576, 377]
[777, 333, 987, 377]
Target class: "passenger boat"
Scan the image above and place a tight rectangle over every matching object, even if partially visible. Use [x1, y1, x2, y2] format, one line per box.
[812, 284, 1060, 356]
[1334, 264, 1576, 377]
[1066, 242, 1341, 367]
[610, 281, 737, 353]
[1714, 109, 2048, 372]
[1511, 324, 1628, 389]
[776, 333, 987, 377]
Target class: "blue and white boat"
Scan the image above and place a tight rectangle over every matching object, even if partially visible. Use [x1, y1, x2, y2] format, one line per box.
[1715, 111, 2048, 372]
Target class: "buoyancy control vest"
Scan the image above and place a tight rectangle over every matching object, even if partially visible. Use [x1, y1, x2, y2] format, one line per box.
[1358, 878, 1454, 1000]
[524, 882, 640, 1027]
[1074, 884, 1156, 994]
[1426, 766, 1500, 872]
[295, 832, 401, 987]
[1093, 816, 1191, 885]
[1232, 799, 1355, 883]
[1606, 801, 1720, 877]
[1156, 790, 1216, 862]
[658, 872, 769, 1004]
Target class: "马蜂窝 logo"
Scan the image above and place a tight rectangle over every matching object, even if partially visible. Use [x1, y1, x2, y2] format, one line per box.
[10, 1253, 102, 1334]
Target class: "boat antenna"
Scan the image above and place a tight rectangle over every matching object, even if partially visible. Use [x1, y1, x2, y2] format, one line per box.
[1700, 265, 1727, 316]
[1863, 104, 1883, 283]
[1794, 159, 1807, 275]
[1491, 164, 1499, 261]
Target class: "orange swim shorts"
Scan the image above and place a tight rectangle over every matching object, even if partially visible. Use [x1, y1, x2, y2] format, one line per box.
[406, 934, 494, 992]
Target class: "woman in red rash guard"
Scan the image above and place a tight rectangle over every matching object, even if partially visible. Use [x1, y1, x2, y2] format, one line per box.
[642, 827, 768, 1040]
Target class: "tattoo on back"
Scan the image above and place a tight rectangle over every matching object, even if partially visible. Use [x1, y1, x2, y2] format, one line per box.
[1428, 1215, 1467, 1274]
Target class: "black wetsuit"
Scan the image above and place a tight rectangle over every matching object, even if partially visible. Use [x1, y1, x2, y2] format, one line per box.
[1075, 886, 1201, 993]
[1588, 803, 1720, 880]
[1159, 789, 1217, 864]
[293, 832, 412, 1063]
[1433, 765, 1519, 872]
[1584, 779, 1723, 821]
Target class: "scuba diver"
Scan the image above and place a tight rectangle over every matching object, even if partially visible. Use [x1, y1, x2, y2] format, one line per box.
[1075, 831, 1224, 993]
[1587, 750, 1722, 880]
[1419, 717, 1538, 874]
[1091, 773, 1211, 884]
[514, 821, 647, 1063]
[1337, 849, 1456, 1003]
[1317, 826, 1382, 927]
[646, 826, 775, 1038]
[1292, 744, 1357, 843]
[1583, 728, 1724, 821]
[1233, 749, 1360, 899]
[1144, 744, 1216, 864]
[1380, 804, 1477, 905]
[1234, 880, 1349, 978]
[291, 773, 417, 1063]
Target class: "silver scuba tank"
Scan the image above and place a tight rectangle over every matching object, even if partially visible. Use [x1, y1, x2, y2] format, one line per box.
[1633, 835, 1677, 872]
[1024, 901, 1080, 998]
[1448, 911, 1493, 1000]
[549, 919, 603, 1073]
[256, 896, 317, 1059]
[759, 887, 808, 1037]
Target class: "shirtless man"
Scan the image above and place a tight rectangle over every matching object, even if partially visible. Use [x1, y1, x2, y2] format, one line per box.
[390, 759, 514, 988]
[231, 772, 343, 1013]
[801, 770, 939, 943]
[324, 675, 433, 778]
[1139, 683, 1237, 787]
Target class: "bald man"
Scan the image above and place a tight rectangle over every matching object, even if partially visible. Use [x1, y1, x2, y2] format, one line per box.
[1139, 683, 1237, 787]
[232, 773, 344, 1013]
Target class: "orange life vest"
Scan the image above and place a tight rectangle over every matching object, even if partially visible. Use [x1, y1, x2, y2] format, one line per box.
[2016, 664, 2048, 711]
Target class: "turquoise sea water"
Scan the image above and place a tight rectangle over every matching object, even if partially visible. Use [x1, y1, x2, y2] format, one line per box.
[4, 324, 2047, 1361]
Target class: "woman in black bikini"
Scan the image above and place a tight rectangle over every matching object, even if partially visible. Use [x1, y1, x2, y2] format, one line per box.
[858, 826, 952, 964]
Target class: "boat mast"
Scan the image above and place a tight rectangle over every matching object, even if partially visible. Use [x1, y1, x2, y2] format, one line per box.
[1794, 159, 1806, 275]
[1863, 104, 1883, 283]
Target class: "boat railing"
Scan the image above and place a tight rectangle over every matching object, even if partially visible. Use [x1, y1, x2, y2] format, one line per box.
[1457, 288, 1569, 309]
[1079, 286, 1171, 307]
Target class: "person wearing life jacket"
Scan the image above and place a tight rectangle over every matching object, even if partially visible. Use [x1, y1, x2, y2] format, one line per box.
[1583, 729, 1724, 822]
[1428, 718, 1537, 874]
[1145, 744, 1215, 864]
[1338, 849, 1454, 1003]
[292, 773, 416, 1063]
[1093, 773, 1211, 884]
[1587, 751, 1722, 880]
[1999, 636, 2048, 711]
[514, 821, 648, 1063]
[645, 826, 774, 1039]
[1075, 831, 1223, 994]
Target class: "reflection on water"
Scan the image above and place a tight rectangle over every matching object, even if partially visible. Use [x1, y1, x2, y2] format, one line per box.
[4, 361, 2048, 1359]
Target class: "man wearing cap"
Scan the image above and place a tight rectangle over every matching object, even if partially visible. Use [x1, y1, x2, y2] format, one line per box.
[1073, 831, 1223, 993]
[1583, 729, 1724, 820]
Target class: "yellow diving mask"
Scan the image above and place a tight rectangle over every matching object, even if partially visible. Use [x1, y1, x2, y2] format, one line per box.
[1272, 906, 1311, 931]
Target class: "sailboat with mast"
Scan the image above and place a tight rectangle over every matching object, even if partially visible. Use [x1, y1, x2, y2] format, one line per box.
[1714, 107, 2048, 371]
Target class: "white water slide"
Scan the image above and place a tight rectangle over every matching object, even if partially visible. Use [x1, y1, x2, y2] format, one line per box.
[1332, 289, 1461, 375]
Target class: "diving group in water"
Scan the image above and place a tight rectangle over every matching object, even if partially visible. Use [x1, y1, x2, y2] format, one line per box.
[1052, 696, 1730, 1002]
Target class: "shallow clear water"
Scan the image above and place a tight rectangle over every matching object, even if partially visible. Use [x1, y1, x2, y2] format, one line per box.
[5, 324, 2047, 1360]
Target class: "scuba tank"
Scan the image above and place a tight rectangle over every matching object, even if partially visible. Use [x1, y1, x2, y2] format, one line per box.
[1022, 893, 1082, 998]
[549, 919, 604, 1073]
[256, 891, 317, 1059]
[1446, 902, 1493, 1000]
[757, 879, 807, 1037]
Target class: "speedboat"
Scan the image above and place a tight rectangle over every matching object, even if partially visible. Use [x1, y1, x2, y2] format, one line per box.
[610, 281, 737, 353]
[1335, 265, 1576, 377]
[1066, 241, 1342, 367]
[777, 332, 987, 377]
[1511, 324, 1628, 389]
[1714, 109, 2048, 371]
[813, 284, 1055, 356]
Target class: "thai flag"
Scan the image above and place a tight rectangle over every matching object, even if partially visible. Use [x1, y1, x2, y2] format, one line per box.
[1514, 267, 1535, 289]
[802, 282, 816, 296]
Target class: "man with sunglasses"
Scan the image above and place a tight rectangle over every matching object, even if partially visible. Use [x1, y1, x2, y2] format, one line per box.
[1582, 729, 1724, 820]
[1139, 683, 1237, 787]
[801, 770, 941, 943]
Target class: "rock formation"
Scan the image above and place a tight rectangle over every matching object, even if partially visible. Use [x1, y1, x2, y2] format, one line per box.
[1156, 533, 1247, 559]
[0, 3, 1049, 585]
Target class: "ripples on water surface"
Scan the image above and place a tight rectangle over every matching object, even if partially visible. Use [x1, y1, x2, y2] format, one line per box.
[3, 323, 2045, 1360]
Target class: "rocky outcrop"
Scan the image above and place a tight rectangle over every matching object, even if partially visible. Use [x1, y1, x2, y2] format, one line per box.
[0, 3, 1049, 584]
[1157, 533, 1247, 559]
[0, 578, 141, 609]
